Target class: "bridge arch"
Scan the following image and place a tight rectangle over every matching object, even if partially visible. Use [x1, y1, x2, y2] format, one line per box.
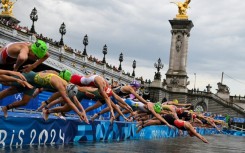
[190, 97, 208, 112]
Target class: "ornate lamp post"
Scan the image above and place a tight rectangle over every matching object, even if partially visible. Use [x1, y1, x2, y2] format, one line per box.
[102, 44, 107, 64]
[194, 73, 196, 89]
[132, 60, 136, 77]
[30, 7, 38, 34]
[118, 52, 123, 71]
[154, 58, 164, 79]
[59, 22, 66, 46]
[82, 34, 88, 56]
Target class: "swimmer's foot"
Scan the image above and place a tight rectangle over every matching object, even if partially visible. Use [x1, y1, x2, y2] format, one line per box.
[136, 121, 142, 128]
[37, 101, 47, 111]
[110, 116, 114, 124]
[136, 126, 143, 133]
[127, 117, 133, 122]
[2, 106, 8, 118]
[54, 113, 66, 120]
[42, 108, 49, 121]
[91, 113, 99, 122]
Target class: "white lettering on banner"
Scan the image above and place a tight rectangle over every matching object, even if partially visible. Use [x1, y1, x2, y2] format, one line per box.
[59, 129, 65, 144]
[10, 130, 14, 146]
[30, 129, 36, 145]
[50, 129, 56, 144]
[152, 130, 157, 139]
[39, 130, 48, 144]
[160, 130, 167, 137]
[17, 130, 24, 146]
[0, 130, 7, 147]
[0, 129, 65, 147]
[14, 93, 22, 101]
[139, 129, 145, 138]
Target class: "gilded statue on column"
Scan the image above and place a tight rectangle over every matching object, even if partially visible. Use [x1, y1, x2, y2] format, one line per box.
[171, 0, 191, 19]
[0, 0, 17, 16]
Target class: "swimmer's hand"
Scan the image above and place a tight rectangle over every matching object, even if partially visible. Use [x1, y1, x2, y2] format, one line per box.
[124, 116, 132, 122]
[127, 117, 134, 122]
[79, 112, 89, 124]
[127, 106, 134, 113]
[22, 64, 34, 73]
[131, 111, 137, 117]
[9, 71, 27, 81]
[218, 129, 223, 133]
[146, 102, 151, 109]
[110, 116, 115, 124]
[167, 124, 176, 129]
[17, 80, 33, 89]
[110, 109, 115, 120]
[179, 130, 183, 136]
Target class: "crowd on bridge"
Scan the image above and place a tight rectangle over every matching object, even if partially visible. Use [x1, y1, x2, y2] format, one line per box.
[0, 19, 140, 78]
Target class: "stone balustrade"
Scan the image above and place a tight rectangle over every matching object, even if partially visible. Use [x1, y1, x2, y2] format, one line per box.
[0, 22, 135, 84]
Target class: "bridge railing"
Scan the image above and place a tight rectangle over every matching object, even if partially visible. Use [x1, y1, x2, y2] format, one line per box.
[0, 22, 135, 84]
[187, 89, 245, 115]
[211, 94, 245, 112]
[230, 125, 245, 131]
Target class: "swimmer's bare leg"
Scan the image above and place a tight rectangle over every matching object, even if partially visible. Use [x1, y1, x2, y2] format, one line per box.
[42, 108, 50, 121]
[1, 106, 8, 118]
[91, 113, 99, 122]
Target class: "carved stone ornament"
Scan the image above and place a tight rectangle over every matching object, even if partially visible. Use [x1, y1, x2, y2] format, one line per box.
[170, 76, 179, 87]
[176, 34, 183, 52]
[217, 82, 230, 94]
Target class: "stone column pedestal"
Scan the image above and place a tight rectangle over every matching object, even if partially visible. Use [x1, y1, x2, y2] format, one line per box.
[165, 19, 194, 93]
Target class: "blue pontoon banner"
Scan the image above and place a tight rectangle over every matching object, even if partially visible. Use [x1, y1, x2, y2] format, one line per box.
[0, 112, 221, 147]
[0, 116, 78, 147]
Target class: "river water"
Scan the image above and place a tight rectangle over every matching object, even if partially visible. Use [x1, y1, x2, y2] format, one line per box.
[1, 134, 245, 153]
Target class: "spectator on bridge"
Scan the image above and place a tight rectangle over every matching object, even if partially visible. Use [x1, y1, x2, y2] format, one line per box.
[0, 39, 49, 72]
[162, 97, 168, 103]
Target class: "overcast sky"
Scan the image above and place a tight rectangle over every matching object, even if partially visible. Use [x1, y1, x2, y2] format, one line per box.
[8, 0, 245, 96]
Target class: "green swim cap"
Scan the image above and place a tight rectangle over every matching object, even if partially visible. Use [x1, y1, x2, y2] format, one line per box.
[154, 102, 162, 114]
[59, 70, 72, 82]
[31, 40, 48, 58]
[173, 99, 178, 104]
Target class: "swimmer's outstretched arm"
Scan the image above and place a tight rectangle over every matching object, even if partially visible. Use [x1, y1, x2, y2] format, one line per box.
[72, 95, 89, 124]
[147, 104, 174, 129]
[0, 75, 33, 88]
[128, 88, 148, 105]
[112, 91, 133, 113]
[184, 121, 209, 144]
[0, 70, 26, 81]
[58, 88, 86, 122]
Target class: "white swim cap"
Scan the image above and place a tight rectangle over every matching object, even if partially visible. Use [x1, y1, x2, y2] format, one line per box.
[66, 83, 78, 97]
